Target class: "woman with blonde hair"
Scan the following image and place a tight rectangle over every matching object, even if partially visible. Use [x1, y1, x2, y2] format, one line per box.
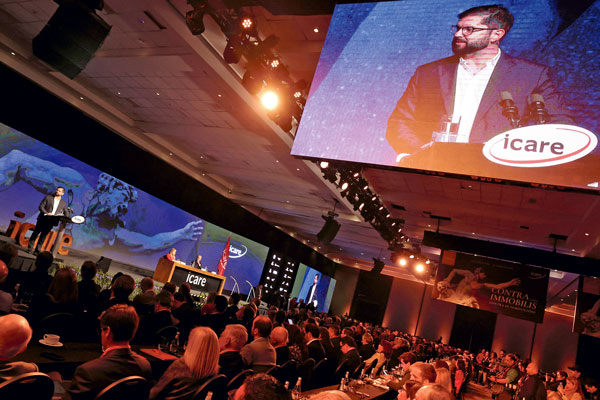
[435, 368, 453, 394]
[557, 376, 584, 400]
[150, 327, 220, 399]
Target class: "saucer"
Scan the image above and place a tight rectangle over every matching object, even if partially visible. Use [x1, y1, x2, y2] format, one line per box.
[39, 339, 63, 347]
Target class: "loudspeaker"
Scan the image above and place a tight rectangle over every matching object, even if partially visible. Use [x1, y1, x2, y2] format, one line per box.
[371, 258, 384, 274]
[97, 256, 112, 273]
[33, 5, 111, 79]
[316, 216, 340, 244]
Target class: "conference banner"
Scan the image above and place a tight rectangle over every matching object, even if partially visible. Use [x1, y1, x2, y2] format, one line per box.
[433, 251, 549, 323]
[573, 276, 600, 338]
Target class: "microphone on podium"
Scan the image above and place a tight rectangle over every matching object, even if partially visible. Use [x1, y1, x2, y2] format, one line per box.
[528, 93, 549, 125]
[499, 91, 520, 129]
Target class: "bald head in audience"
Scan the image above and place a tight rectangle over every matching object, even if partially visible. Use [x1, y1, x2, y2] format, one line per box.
[219, 324, 248, 352]
[0, 260, 8, 284]
[0, 314, 33, 360]
[415, 384, 454, 400]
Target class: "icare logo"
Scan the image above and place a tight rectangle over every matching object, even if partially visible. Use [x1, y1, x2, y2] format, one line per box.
[482, 124, 597, 167]
[229, 244, 247, 258]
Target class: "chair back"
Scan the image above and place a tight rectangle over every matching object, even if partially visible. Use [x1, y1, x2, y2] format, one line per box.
[227, 370, 255, 392]
[299, 358, 315, 391]
[364, 359, 378, 376]
[351, 361, 366, 379]
[95, 376, 149, 400]
[265, 365, 285, 383]
[193, 374, 227, 400]
[333, 359, 350, 384]
[309, 358, 330, 389]
[0, 372, 54, 400]
[279, 359, 298, 385]
[155, 325, 179, 343]
[39, 312, 76, 340]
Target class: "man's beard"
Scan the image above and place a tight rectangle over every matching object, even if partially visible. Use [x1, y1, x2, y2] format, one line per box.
[452, 37, 490, 56]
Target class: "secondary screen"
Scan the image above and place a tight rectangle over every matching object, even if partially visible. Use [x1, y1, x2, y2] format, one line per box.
[291, 264, 336, 313]
[0, 122, 269, 293]
[292, 1, 600, 190]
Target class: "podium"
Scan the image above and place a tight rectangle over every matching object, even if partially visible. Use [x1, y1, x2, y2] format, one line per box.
[153, 258, 226, 294]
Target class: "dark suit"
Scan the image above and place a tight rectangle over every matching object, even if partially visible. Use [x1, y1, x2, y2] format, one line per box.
[275, 346, 290, 365]
[339, 348, 361, 375]
[65, 348, 152, 400]
[307, 339, 326, 363]
[29, 194, 70, 251]
[386, 52, 571, 154]
[305, 283, 318, 306]
[517, 374, 547, 400]
[219, 351, 245, 380]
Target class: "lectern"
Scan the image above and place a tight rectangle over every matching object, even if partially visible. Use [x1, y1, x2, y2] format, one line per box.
[153, 258, 226, 294]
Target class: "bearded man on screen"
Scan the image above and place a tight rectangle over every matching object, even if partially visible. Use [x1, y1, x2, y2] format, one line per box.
[386, 4, 572, 160]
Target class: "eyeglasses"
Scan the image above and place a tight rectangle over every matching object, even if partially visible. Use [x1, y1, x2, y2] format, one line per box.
[451, 25, 496, 36]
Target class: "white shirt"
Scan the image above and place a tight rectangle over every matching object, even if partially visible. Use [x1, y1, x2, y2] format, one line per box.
[307, 283, 317, 303]
[453, 49, 502, 142]
[51, 196, 61, 215]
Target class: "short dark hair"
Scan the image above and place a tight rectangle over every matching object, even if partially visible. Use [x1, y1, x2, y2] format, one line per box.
[305, 323, 320, 339]
[459, 5, 514, 35]
[215, 295, 228, 312]
[34, 251, 54, 272]
[162, 282, 177, 294]
[399, 351, 417, 365]
[100, 304, 139, 342]
[240, 373, 291, 400]
[156, 290, 174, 308]
[113, 274, 135, 300]
[230, 292, 240, 305]
[340, 335, 356, 348]
[253, 316, 273, 338]
[80, 261, 97, 280]
[57, 186, 66, 191]
[329, 324, 340, 336]
[0, 243, 17, 265]
[174, 292, 186, 302]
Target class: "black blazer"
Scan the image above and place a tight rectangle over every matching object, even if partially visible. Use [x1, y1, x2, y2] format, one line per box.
[275, 346, 290, 365]
[339, 348, 361, 374]
[307, 340, 325, 363]
[66, 348, 152, 400]
[219, 351, 245, 380]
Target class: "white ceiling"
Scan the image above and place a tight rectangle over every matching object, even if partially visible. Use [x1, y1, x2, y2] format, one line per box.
[0, 0, 597, 303]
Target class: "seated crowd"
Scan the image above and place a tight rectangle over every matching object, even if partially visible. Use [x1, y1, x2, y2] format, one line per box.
[0, 244, 597, 400]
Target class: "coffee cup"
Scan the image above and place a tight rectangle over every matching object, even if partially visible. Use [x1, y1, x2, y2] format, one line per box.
[43, 334, 60, 344]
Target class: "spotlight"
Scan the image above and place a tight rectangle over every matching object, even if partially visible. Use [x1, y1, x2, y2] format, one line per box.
[399, 258, 407, 266]
[415, 263, 425, 274]
[425, 260, 430, 264]
[319, 161, 329, 169]
[293, 91, 302, 98]
[240, 16, 254, 30]
[340, 182, 349, 191]
[260, 90, 279, 110]
[269, 58, 280, 68]
[358, 203, 365, 211]
[409, 254, 415, 259]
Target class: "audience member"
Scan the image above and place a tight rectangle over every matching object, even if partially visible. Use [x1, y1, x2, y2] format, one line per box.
[363, 340, 392, 377]
[558, 377, 585, 400]
[201, 291, 217, 315]
[339, 336, 360, 374]
[29, 267, 79, 325]
[177, 282, 194, 305]
[415, 384, 454, 400]
[305, 323, 325, 363]
[308, 390, 352, 400]
[65, 305, 151, 399]
[218, 324, 248, 380]
[199, 294, 228, 336]
[149, 327, 219, 400]
[226, 292, 241, 321]
[161, 282, 177, 295]
[434, 368, 453, 395]
[0, 314, 37, 380]
[270, 326, 290, 365]
[233, 373, 291, 400]
[172, 292, 195, 341]
[77, 261, 101, 316]
[359, 332, 376, 360]
[288, 323, 308, 363]
[410, 362, 437, 385]
[137, 290, 177, 344]
[133, 277, 156, 317]
[20, 251, 54, 301]
[584, 379, 598, 400]
[240, 316, 276, 372]
[319, 326, 336, 363]
[236, 304, 256, 339]
[517, 362, 546, 400]
[98, 272, 123, 308]
[0, 261, 12, 313]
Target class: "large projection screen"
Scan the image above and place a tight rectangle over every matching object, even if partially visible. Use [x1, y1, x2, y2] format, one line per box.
[291, 1, 600, 190]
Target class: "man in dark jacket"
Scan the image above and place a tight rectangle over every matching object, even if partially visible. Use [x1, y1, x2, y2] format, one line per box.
[517, 363, 547, 400]
[28, 186, 71, 253]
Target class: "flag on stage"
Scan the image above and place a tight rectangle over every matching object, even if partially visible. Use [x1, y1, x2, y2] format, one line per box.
[218, 237, 231, 276]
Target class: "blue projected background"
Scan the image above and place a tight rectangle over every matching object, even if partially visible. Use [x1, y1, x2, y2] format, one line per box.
[292, 0, 600, 164]
[0, 122, 269, 292]
[291, 264, 336, 313]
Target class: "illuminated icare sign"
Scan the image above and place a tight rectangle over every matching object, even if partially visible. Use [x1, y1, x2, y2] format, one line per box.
[482, 124, 597, 168]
